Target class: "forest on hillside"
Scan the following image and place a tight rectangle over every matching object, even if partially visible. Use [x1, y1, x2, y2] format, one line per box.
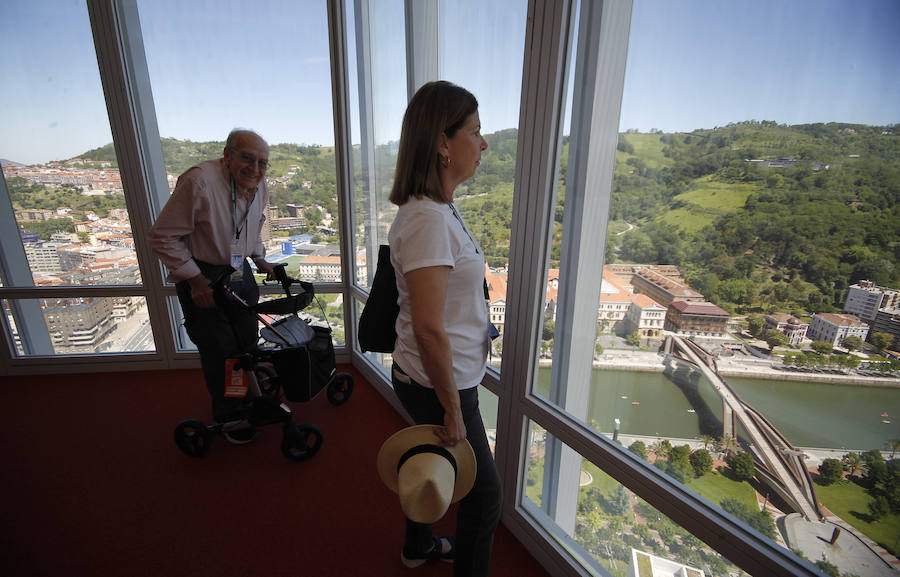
[10, 121, 898, 319]
[456, 121, 898, 317]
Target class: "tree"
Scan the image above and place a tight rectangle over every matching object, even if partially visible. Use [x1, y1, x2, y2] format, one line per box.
[628, 440, 647, 460]
[747, 315, 765, 337]
[728, 452, 755, 482]
[719, 497, 776, 539]
[817, 458, 844, 486]
[868, 495, 890, 521]
[625, 332, 642, 347]
[813, 559, 840, 577]
[689, 449, 713, 477]
[841, 452, 866, 480]
[542, 318, 555, 341]
[888, 439, 900, 460]
[765, 330, 788, 351]
[608, 485, 631, 517]
[649, 440, 672, 462]
[667, 445, 694, 483]
[870, 332, 894, 353]
[717, 433, 738, 457]
[841, 335, 863, 351]
[810, 340, 833, 354]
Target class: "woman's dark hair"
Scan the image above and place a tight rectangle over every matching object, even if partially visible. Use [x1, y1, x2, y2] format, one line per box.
[389, 81, 478, 205]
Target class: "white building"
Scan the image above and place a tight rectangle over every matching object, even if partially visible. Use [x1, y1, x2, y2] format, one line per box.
[808, 312, 869, 347]
[844, 280, 900, 321]
[625, 294, 667, 338]
[627, 549, 704, 577]
[24, 242, 64, 273]
[764, 312, 809, 346]
[296, 255, 341, 282]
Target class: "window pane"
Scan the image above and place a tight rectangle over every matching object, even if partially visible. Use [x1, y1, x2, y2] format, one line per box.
[346, 0, 406, 293]
[440, 0, 528, 373]
[523, 421, 755, 577]
[4, 297, 154, 356]
[137, 0, 339, 282]
[0, 0, 138, 289]
[539, 0, 899, 573]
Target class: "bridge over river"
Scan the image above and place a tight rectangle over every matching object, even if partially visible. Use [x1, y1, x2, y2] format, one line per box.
[663, 335, 825, 521]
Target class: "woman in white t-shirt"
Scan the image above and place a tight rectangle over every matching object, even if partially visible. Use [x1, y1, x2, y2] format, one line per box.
[387, 81, 501, 576]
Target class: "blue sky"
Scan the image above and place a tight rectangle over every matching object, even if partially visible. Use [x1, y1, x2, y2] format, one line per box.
[1, 0, 897, 165]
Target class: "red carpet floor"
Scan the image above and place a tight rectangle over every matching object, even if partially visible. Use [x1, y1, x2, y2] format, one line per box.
[0, 365, 551, 577]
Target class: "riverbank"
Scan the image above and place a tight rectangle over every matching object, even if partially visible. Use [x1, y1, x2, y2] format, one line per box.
[588, 349, 900, 388]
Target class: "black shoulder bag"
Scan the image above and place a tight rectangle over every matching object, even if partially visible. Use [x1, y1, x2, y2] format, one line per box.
[358, 245, 399, 353]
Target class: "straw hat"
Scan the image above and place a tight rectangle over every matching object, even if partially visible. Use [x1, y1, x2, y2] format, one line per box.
[377, 425, 477, 524]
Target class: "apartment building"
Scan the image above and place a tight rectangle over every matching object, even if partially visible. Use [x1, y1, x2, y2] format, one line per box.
[844, 280, 900, 321]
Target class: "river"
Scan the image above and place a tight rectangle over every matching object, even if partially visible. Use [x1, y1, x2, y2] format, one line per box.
[480, 367, 900, 452]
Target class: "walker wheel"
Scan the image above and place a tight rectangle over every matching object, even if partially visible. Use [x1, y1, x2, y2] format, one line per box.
[174, 419, 212, 457]
[254, 364, 279, 396]
[281, 423, 323, 461]
[327, 373, 354, 406]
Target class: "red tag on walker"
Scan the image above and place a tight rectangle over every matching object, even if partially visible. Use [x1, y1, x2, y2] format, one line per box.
[224, 358, 248, 397]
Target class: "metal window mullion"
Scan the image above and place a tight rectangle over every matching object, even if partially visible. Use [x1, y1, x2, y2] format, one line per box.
[544, 0, 631, 536]
[353, 0, 380, 299]
[0, 172, 54, 358]
[405, 0, 439, 98]
[87, 0, 172, 366]
[327, 0, 357, 355]
[496, 0, 573, 572]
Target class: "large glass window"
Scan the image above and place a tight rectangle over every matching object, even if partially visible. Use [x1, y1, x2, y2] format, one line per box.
[0, 0, 152, 359]
[530, 0, 899, 575]
[0, 0, 136, 290]
[439, 0, 527, 373]
[345, 0, 407, 374]
[137, 0, 338, 287]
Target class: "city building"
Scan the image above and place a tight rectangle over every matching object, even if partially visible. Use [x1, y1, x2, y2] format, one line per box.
[23, 241, 64, 273]
[486, 267, 509, 335]
[869, 309, 900, 352]
[625, 294, 667, 339]
[763, 312, 809, 346]
[631, 266, 704, 308]
[627, 549, 704, 577]
[296, 254, 341, 282]
[844, 280, 900, 321]
[807, 312, 869, 347]
[664, 300, 730, 337]
[42, 297, 115, 352]
[843, 280, 900, 351]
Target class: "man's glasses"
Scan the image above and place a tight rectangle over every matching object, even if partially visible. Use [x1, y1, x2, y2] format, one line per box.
[229, 148, 269, 171]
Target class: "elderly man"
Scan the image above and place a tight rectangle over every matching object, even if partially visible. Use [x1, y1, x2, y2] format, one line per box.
[149, 128, 277, 443]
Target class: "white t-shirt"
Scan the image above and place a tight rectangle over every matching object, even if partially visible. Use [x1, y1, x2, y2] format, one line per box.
[389, 196, 489, 390]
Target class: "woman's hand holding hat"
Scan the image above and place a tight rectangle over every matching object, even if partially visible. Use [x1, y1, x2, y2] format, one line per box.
[435, 410, 466, 447]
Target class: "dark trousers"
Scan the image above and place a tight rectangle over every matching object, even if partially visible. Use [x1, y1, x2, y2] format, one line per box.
[176, 260, 259, 422]
[392, 362, 503, 577]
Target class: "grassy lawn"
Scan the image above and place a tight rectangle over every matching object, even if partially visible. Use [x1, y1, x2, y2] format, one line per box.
[686, 470, 758, 510]
[815, 480, 900, 555]
[626, 133, 671, 169]
[660, 177, 758, 234]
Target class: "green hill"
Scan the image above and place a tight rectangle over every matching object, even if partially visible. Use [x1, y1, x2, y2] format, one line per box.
[26, 120, 900, 316]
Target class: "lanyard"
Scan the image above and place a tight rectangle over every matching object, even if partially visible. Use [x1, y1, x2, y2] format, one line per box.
[449, 203, 479, 255]
[231, 177, 251, 240]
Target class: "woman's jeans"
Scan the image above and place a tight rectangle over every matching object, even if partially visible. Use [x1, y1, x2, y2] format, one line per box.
[392, 362, 503, 577]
